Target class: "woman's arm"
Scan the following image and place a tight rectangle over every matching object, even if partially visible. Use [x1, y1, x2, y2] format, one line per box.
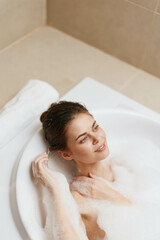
[71, 173, 132, 205]
[52, 193, 85, 240]
[101, 185, 132, 205]
[32, 152, 88, 240]
[71, 190, 106, 240]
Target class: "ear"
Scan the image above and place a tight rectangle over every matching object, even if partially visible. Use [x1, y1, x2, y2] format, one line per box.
[57, 150, 73, 161]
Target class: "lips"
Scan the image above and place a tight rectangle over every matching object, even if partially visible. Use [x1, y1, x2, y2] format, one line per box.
[95, 144, 106, 152]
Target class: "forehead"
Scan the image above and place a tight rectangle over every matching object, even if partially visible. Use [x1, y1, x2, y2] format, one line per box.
[66, 113, 94, 136]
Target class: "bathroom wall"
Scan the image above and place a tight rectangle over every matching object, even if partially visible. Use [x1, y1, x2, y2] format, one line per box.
[0, 0, 46, 50]
[47, 0, 160, 79]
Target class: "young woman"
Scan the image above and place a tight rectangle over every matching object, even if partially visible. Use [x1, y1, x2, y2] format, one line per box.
[33, 101, 132, 240]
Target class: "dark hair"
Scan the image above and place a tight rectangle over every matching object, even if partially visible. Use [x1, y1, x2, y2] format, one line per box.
[40, 101, 90, 151]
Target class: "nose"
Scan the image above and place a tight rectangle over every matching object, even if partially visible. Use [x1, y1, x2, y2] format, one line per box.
[91, 134, 99, 145]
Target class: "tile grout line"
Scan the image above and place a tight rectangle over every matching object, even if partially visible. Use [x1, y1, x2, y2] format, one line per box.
[155, 0, 160, 12]
[124, 0, 160, 14]
[0, 26, 44, 55]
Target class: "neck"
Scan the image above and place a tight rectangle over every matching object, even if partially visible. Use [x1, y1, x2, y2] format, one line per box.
[75, 159, 108, 178]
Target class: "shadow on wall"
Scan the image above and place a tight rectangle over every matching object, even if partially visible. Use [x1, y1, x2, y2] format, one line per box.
[47, 0, 160, 79]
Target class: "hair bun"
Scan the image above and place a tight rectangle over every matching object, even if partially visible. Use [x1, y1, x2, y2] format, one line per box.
[40, 111, 48, 123]
[40, 102, 57, 123]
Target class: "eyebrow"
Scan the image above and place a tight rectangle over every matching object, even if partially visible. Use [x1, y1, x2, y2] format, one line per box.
[76, 120, 96, 141]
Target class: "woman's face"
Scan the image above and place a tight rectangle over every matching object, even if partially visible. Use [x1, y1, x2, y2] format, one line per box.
[64, 113, 110, 164]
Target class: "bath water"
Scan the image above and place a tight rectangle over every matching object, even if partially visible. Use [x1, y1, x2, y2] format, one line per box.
[38, 137, 160, 240]
[86, 137, 160, 240]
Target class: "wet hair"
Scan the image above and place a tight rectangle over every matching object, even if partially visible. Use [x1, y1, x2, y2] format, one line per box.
[40, 101, 91, 151]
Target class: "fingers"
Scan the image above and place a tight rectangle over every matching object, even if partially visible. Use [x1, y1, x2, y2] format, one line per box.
[32, 152, 49, 179]
[34, 152, 48, 165]
[32, 152, 61, 193]
[88, 172, 94, 178]
[35, 152, 48, 166]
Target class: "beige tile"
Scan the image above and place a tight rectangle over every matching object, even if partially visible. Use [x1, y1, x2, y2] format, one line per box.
[126, 0, 158, 11]
[120, 70, 160, 113]
[54, 78, 77, 97]
[0, 0, 45, 50]
[141, 13, 160, 78]
[0, 26, 139, 103]
[0, 98, 5, 110]
[47, 0, 153, 69]
[156, 0, 160, 13]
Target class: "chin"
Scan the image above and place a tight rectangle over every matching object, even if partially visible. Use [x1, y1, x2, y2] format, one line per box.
[102, 148, 110, 159]
[98, 152, 109, 161]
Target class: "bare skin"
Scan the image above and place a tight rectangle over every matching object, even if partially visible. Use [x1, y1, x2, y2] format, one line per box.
[32, 113, 132, 239]
[70, 168, 132, 240]
[71, 190, 106, 240]
[32, 153, 85, 240]
[33, 153, 132, 240]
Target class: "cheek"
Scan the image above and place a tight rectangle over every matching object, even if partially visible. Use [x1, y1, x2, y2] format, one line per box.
[74, 143, 93, 156]
[100, 128, 106, 138]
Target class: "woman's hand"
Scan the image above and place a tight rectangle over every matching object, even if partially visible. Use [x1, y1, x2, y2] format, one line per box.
[70, 173, 132, 205]
[32, 152, 60, 195]
[70, 173, 111, 200]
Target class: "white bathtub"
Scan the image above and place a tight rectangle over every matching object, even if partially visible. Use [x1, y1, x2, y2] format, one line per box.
[1, 77, 160, 239]
[16, 108, 160, 239]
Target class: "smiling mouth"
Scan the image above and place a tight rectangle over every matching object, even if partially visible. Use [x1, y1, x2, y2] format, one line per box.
[95, 144, 106, 152]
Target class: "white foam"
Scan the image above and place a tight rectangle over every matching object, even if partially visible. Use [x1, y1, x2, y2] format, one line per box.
[41, 171, 88, 240]
[36, 137, 160, 239]
[85, 138, 160, 239]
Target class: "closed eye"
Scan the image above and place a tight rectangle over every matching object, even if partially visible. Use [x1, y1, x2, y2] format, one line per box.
[80, 136, 88, 144]
[93, 125, 99, 131]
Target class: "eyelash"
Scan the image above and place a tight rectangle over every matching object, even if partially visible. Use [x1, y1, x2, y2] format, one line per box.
[80, 125, 99, 143]
[80, 136, 88, 144]
[94, 125, 99, 131]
